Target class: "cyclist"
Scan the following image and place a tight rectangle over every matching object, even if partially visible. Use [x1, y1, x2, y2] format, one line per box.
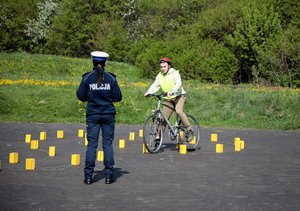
[144, 57, 193, 140]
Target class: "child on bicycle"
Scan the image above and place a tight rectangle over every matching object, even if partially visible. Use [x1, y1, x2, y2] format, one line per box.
[144, 57, 193, 140]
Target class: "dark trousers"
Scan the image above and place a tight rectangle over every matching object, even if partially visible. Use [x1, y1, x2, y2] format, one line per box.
[84, 114, 115, 179]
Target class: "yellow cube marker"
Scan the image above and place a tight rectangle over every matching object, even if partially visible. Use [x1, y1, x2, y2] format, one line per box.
[40, 132, 46, 141]
[97, 151, 104, 161]
[139, 129, 143, 138]
[211, 133, 218, 142]
[216, 144, 224, 153]
[179, 144, 187, 154]
[84, 133, 88, 146]
[71, 154, 80, 166]
[240, 140, 245, 150]
[142, 144, 148, 154]
[30, 140, 39, 150]
[57, 130, 64, 139]
[49, 146, 56, 157]
[235, 140, 241, 152]
[78, 129, 84, 138]
[25, 134, 31, 143]
[190, 136, 196, 144]
[129, 132, 132, 141]
[234, 137, 241, 145]
[25, 158, 35, 170]
[119, 139, 125, 149]
[129, 132, 135, 141]
[180, 131, 184, 140]
[9, 152, 19, 164]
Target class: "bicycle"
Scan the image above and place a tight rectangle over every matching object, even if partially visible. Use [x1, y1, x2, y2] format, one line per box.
[143, 93, 201, 154]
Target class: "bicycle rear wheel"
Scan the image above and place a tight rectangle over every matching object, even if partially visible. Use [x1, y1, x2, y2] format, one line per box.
[143, 114, 163, 153]
[178, 114, 201, 151]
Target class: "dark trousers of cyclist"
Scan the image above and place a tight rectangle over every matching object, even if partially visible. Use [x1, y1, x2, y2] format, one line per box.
[84, 114, 115, 180]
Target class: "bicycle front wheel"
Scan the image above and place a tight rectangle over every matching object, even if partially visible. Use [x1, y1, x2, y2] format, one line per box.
[179, 114, 201, 151]
[143, 114, 163, 154]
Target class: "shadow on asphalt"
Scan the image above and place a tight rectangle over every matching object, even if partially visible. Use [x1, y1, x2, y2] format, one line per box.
[93, 168, 130, 183]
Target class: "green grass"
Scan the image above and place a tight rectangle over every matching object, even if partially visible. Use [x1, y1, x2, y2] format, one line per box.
[0, 52, 299, 130]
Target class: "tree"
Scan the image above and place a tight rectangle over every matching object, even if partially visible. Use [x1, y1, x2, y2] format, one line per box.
[226, 1, 282, 83]
[0, 0, 39, 51]
[25, 0, 58, 51]
[45, 0, 106, 57]
[274, 0, 300, 28]
[256, 25, 300, 87]
[117, 0, 141, 41]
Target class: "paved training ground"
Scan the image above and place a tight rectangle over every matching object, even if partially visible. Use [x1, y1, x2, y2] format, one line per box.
[0, 122, 299, 211]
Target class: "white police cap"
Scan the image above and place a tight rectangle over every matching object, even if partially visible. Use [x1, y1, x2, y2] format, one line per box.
[91, 51, 109, 62]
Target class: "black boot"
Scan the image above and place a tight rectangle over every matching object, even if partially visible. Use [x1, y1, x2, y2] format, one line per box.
[105, 176, 115, 184]
[84, 178, 93, 185]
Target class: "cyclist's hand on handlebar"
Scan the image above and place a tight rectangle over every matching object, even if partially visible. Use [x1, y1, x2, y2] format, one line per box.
[161, 92, 168, 97]
[144, 92, 168, 98]
[167, 92, 174, 97]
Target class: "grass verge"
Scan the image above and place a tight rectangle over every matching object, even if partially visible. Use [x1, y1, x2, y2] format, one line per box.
[0, 52, 299, 130]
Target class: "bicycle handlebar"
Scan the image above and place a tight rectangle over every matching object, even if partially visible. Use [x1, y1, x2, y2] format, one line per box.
[145, 92, 167, 100]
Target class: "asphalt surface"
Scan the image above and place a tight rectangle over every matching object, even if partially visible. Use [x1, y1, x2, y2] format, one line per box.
[0, 122, 299, 211]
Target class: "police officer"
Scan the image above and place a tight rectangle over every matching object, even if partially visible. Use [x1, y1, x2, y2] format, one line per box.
[76, 51, 122, 185]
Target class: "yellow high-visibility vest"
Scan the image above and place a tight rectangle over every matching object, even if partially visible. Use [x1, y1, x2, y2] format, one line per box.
[159, 71, 177, 100]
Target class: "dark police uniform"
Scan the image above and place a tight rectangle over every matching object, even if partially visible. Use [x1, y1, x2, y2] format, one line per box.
[76, 64, 122, 183]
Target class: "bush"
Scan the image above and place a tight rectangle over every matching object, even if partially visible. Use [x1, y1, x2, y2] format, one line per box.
[135, 38, 238, 83]
[256, 25, 300, 87]
[177, 39, 238, 83]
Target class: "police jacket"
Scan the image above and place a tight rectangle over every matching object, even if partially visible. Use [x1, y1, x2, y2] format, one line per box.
[76, 69, 122, 115]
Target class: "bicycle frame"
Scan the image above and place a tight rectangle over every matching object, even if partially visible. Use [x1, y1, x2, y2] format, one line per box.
[144, 93, 201, 153]
[151, 94, 181, 140]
